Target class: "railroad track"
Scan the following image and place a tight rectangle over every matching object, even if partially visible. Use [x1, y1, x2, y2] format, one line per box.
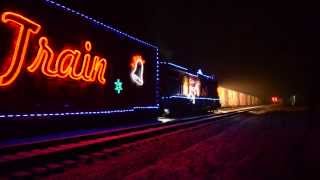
[0, 110, 254, 178]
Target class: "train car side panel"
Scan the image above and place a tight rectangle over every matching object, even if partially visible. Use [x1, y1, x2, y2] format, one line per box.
[0, 0, 158, 119]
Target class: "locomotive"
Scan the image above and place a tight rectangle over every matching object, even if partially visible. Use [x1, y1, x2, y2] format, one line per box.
[0, 0, 220, 121]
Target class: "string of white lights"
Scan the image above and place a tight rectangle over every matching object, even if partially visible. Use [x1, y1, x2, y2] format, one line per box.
[162, 95, 220, 101]
[161, 61, 214, 80]
[44, 0, 158, 49]
[0, 106, 159, 119]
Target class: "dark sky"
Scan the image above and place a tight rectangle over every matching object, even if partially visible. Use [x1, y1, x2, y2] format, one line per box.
[60, 0, 318, 99]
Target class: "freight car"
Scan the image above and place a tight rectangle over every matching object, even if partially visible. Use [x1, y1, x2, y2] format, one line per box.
[0, 0, 159, 120]
[160, 62, 220, 116]
[217, 86, 260, 108]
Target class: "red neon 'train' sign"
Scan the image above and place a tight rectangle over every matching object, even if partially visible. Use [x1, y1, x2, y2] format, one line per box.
[0, 12, 107, 87]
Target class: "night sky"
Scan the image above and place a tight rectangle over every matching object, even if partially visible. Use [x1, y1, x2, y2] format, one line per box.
[60, 0, 317, 100]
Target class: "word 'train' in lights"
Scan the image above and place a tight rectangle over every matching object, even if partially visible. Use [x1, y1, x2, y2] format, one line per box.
[114, 79, 123, 94]
[130, 55, 145, 86]
[0, 11, 107, 87]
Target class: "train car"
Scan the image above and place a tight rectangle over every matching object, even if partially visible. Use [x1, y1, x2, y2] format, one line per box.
[0, 0, 159, 121]
[217, 86, 260, 108]
[160, 61, 220, 116]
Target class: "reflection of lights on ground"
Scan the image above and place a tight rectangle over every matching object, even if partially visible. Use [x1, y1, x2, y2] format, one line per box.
[157, 117, 176, 123]
[158, 106, 266, 123]
[207, 109, 217, 113]
[217, 105, 265, 114]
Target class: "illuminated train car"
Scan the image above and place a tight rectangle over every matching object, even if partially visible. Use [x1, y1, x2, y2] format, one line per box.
[160, 61, 220, 116]
[217, 86, 260, 107]
[0, 0, 159, 121]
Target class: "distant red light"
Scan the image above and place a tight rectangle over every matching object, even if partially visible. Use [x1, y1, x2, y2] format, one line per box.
[271, 96, 278, 103]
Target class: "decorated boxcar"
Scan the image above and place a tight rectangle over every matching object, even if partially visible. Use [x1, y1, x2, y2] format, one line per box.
[0, 0, 159, 120]
[160, 61, 220, 116]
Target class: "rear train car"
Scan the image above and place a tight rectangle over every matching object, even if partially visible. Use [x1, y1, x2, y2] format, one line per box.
[217, 86, 260, 107]
[159, 61, 220, 116]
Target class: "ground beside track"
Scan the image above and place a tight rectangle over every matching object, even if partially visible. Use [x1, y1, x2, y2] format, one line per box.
[45, 107, 319, 180]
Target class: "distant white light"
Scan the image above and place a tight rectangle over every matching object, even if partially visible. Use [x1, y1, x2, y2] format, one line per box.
[197, 69, 203, 75]
[164, 108, 170, 115]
